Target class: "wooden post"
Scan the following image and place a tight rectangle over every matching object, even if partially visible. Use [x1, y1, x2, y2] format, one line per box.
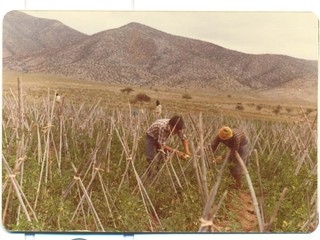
[254, 149, 266, 226]
[199, 152, 229, 232]
[199, 112, 208, 202]
[191, 141, 205, 205]
[264, 188, 288, 231]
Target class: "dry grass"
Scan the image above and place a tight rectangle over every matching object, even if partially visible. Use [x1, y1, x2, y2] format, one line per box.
[2, 70, 317, 122]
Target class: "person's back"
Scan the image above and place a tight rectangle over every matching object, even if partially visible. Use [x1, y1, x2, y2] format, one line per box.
[146, 119, 170, 143]
[56, 93, 62, 103]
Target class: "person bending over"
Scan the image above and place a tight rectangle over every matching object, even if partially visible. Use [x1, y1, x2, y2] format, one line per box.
[211, 126, 250, 189]
[146, 115, 191, 166]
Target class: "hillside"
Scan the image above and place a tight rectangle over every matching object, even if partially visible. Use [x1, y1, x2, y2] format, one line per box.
[2, 12, 318, 95]
[3, 11, 87, 58]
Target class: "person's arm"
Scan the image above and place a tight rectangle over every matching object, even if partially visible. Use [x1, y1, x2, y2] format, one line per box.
[182, 139, 191, 156]
[162, 145, 185, 159]
[176, 130, 191, 158]
[211, 136, 221, 163]
[211, 136, 220, 154]
[163, 145, 177, 153]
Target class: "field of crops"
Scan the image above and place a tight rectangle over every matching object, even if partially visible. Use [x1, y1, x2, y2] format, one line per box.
[1, 76, 318, 233]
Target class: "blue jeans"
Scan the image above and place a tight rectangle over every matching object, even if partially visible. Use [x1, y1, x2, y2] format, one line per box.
[145, 134, 161, 163]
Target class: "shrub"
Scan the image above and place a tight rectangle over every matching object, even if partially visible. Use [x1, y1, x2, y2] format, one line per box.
[236, 103, 244, 111]
[135, 93, 151, 104]
[273, 105, 282, 115]
[120, 87, 134, 95]
[182, 93, 192, 101]
[256, 104, 263, 111]
[273, 108, 280, 115]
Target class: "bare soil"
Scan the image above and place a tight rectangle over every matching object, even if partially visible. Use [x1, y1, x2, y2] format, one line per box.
[215, 190, 258, 232]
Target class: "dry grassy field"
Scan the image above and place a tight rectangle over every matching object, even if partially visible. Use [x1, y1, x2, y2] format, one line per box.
[1, 70, 318, 233]
[2, 70, 317, 122]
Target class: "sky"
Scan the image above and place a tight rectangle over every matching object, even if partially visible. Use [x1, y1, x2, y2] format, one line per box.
[23, 11, 319, 60]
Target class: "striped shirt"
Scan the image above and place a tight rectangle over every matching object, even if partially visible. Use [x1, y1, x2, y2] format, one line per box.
[146, 119, 187, 146]
[211, 128, 248, 157]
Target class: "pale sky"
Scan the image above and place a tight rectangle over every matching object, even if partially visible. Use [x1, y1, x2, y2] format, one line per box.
[23, 11, 319, 60]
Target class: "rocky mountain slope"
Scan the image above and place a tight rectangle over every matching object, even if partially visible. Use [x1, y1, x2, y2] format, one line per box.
[3, 11, 87, 58]
[3, 12, 318, 92]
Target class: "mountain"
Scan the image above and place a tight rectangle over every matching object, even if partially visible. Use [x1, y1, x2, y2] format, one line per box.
[2, 12, 318, 93]
[3, 11, 87, 58]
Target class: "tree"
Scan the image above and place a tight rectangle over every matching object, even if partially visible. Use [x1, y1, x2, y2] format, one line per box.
[135, 93, 151, 104]
[120, 87, 134, 95]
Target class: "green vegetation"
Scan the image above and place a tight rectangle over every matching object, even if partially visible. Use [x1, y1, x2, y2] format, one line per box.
[1, 71, 318, 233]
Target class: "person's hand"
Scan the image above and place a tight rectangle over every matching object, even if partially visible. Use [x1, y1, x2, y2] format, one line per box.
[183, 153, 191, 160]
[177, 151, 185, 159]
[177, 151, 190, 160]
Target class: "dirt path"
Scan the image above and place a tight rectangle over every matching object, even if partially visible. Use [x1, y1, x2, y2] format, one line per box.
[215, 190, 258, 232]
[236, 191, 258, 232]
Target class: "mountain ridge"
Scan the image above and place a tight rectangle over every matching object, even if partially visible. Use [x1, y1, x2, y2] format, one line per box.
[3, 11, 317, 94]
[3, 11, 88, 58]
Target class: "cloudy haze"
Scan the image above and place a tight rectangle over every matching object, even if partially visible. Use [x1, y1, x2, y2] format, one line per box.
[20, 11, 319, 60]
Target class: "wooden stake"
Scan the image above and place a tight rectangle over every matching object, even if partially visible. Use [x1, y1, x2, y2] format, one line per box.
[199, 152, 229, 232]
[264, 187, 288, 231]
[254, 149, 266, 226]
[235, 151, 263, 232]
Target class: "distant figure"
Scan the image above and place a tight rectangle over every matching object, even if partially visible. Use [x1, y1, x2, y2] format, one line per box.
[131, 107, 145, 118]
[56, 93, 62, 104]
[155, 100, 162, 117]
[211, 126, 250, 190]
[55, 93, 64, 116]
[132, 108, 139, 117]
